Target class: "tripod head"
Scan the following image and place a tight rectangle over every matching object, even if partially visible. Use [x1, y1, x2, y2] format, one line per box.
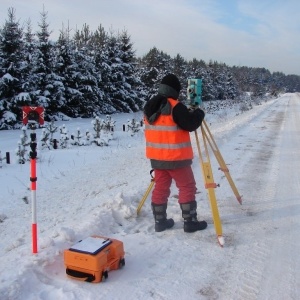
[187, 78, 202, 107]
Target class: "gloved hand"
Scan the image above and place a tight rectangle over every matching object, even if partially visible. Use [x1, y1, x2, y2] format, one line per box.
[188, 105, 198, 112]
[192, 106, 205, 119]
[197, 105, 206, 115]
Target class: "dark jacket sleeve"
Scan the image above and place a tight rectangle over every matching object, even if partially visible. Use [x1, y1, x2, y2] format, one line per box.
[172, 102, 205, 132]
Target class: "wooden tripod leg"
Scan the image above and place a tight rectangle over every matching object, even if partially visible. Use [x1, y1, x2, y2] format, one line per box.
[202, 121, 242, 204]
[136, 180, 155, 215]
[195, 130, 224, 247]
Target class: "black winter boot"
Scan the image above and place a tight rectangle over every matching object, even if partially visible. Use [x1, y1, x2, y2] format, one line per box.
[151, 203, 175, 232]
[180, 201, 207, 233]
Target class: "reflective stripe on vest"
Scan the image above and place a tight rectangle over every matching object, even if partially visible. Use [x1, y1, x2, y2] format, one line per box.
[144, 98, 193, 161]
[144, 124, 178, 131]
[146, 141, 192, 149]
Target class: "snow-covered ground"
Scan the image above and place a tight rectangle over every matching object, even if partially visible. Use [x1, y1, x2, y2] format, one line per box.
[1, 93, 300, 300]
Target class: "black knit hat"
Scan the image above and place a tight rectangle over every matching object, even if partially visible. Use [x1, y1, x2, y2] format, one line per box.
[158, 74, 181, 99]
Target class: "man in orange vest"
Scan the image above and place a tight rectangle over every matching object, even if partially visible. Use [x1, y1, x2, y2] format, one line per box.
[144, 74, 207, 233]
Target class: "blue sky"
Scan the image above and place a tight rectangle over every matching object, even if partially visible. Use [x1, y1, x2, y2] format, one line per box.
[1, 0, 299, 75]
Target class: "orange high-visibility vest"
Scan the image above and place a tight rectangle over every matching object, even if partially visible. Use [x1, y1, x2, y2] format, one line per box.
[144, 98, 193, 161]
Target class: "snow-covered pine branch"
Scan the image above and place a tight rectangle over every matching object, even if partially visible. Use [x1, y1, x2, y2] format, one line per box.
[85, 129, 92, 145]
[91, 117, 108, 146]
[59, 124, 69, 149]
[40, 129, 51, 149]
[15, 126, 30, 164]
[70, 128, 85, 146]
[126, 118, 142, 136]
[44, 121, 58, 148]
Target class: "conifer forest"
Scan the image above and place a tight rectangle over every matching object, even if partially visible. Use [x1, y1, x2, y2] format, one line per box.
[1, 7, 300, 130]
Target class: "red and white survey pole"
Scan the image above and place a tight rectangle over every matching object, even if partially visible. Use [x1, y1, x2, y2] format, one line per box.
[22, 106, 45, 254]
[29, 126, 38, 253]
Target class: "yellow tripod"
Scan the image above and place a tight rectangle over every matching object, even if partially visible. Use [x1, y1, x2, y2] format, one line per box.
[195, 120, 242, 246]
[137, 120, 242, 247]
[136, 170, 155, 215]
[200, 120, 242, 204]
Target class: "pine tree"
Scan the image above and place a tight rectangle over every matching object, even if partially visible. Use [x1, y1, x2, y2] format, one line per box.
[223, 68, 238, 99]
[91, 24, 114, 114]
[117, 29, 145, 111]
[101, 115, 115, 141]
[70, 128, 85, 146]
[138, 47, 172, 99]
[59, 124, 69, 148]
[126, 118, 141, 136]
[85, 129, 92, 145]
[16, 126, 30, 163]
[40, 128, 51, 149]
[91, 116, 109, 146]
[170, 53, 188, 101]
[29, 7, 63, 117]
[22, 19, 36, 95]
[92, 116, 102, 139]
[55, 25, 82, 117]
[44, 120, 58, 148]
[0, 7, 26, 129]
[0, 6, 299, 127]
[104, 31, 133, 112]
[198, 61, 216, 101]
[73, 24, 100, 117]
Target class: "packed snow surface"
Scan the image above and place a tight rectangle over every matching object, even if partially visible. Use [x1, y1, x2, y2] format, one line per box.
[1, 93, 300, 299]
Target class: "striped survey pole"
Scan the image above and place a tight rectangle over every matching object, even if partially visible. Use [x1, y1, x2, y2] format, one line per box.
[22, 106, 45, 254]
[29, 124, 38, 253]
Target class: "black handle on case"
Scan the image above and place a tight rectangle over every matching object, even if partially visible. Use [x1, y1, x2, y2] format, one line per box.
[66, 268, 95, 282]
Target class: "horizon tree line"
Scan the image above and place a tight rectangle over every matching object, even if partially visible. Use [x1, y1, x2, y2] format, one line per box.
[0, 7, 299, 130]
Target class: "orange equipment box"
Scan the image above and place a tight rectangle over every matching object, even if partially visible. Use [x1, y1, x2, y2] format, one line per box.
[64, 235, 125, 283]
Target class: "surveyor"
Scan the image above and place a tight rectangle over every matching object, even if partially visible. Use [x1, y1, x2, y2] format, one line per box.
[144, 74, 207, 233]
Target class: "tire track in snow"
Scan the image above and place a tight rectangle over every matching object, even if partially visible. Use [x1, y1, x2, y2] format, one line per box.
[256, 94, 300, 299]
[198, 98, 286, 299]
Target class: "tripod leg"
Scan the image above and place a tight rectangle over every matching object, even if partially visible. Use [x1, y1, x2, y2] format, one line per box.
[202, 121, 242, 204]
[136, 180, 155, 215]
[202, 162, 224, 247]
[195, 130, 224, 247]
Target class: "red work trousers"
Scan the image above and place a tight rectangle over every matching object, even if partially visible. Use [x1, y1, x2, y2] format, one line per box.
[151, 165, 197, 205]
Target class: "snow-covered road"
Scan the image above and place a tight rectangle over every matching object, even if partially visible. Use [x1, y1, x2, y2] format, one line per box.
[201, 93, 300, 299]
[1, 94, 299, 299]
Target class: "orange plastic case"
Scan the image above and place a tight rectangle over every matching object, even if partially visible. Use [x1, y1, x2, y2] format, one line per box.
[64, 235, 125, 283]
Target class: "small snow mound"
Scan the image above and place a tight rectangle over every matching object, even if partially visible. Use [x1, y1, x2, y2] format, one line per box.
[109, 192, 136, 226]
[113, 192, 135, 219]
[58, 227, 75, 242]
[39, 237, 55, 249]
